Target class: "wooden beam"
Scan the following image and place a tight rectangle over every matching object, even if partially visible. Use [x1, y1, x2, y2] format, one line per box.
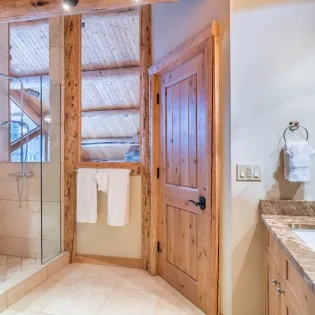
[81, 108, 139, 118]
[0, 0, 177, 23]
[10, 67, 139, 88]
[64, 14, 81, 262]
[10, 7, 139, 30]
[11, 126, 41, 152]
[140, 5, 152, 271]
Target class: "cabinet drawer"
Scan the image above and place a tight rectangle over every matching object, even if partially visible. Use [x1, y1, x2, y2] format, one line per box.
[282, 255, 315, 315]
[265, 228, 282, 272]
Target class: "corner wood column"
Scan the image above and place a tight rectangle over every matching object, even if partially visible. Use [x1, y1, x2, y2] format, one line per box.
[140, 5, 152, 271]
[64, 14, 81, 262]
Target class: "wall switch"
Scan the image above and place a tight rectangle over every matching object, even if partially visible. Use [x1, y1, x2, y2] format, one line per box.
[237, 164, 261, 181]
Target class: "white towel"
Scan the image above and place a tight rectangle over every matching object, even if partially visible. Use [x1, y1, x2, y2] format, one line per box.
[76, 169, 98, 223]
[107, 169, 130, 227]
[94, 170, 109, 193]
[284, 140, 315, 182]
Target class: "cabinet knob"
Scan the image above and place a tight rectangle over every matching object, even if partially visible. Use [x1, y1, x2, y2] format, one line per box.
[276, 287, 285, 295]
[271, 279, 280, 286]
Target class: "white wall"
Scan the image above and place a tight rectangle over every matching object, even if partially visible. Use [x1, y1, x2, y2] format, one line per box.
[152, 1, 231, 314]
[231, 1, 315, 314]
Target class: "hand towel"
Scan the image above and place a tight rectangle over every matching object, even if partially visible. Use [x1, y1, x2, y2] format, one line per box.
[94, 170, 109, 193]
[284, 140, 315, 182]
[107, 169, 130, 227]
[76, 168, 98, 223]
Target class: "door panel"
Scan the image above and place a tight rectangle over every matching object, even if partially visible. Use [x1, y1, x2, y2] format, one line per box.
[159, 52, 211, 313]
[166, 206, 198, 280]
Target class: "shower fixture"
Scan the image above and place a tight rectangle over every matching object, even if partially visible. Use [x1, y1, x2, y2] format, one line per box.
[0, 120, 34, 208]
[63, 0, 79, 11]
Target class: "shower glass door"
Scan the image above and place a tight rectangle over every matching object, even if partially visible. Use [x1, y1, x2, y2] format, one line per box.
[40, 78, 62, 264]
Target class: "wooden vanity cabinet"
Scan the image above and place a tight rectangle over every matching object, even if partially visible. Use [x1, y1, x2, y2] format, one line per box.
[264, 228, 314, 315]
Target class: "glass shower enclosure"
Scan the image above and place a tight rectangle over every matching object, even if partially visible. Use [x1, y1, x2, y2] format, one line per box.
[0, 73, 61, 265]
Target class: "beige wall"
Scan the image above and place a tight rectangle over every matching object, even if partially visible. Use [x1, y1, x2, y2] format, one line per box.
[231, 1, 315, 314]
[152, 1, 231, 314]
[77, 176, 142, 259]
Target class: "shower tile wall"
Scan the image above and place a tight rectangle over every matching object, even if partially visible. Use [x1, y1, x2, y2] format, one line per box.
[0, 163, 60, 260]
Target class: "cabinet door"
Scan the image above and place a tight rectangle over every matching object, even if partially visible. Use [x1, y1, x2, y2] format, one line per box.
[282, 286, 307, 315]
[265, 251, 282, 315]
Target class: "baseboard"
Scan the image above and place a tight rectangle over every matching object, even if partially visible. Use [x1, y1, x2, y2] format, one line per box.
[74, 254, 144, 269]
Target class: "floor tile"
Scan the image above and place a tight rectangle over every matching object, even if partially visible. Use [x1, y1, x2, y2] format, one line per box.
[49, 263, 88, 284]
[155, 288, 205, 315]
[75, 264, 130, 287]
[1, 310, 41, 315]
[9, 278, 70, 313]
[119, 269, 166, 293]
[42, 282, 113, 315]
[96, 288, 161, 315]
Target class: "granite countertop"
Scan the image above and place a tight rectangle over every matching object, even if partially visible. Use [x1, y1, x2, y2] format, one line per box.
[261, 200, 315, 293]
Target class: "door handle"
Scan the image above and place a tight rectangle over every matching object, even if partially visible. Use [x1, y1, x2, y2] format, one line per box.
[187, 196, 206, 210]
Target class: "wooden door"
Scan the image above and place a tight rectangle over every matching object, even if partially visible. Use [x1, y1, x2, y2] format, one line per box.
[158, 52, 211, 312]
[282, 285, 307, 315]
[265, 252, 283, 315]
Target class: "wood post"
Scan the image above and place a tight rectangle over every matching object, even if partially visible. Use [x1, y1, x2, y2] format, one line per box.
[64, 14, 81, 262]
[140, 5, 152, 271]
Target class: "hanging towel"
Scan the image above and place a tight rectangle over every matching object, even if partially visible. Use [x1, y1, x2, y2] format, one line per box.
[94, 170, 109, 193]
[76, 168, 98, 223]
[107, 169, 131, 227]
[284, 140, 315, 182]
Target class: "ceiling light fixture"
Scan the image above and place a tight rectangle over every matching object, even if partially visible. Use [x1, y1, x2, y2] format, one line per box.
[62, 0, 79, 11]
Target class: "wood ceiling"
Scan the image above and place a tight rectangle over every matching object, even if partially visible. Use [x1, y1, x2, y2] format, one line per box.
[9, 7, 141, 162]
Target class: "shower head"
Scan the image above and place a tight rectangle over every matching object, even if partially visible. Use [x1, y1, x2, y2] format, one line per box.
[23, 88, 40, 98]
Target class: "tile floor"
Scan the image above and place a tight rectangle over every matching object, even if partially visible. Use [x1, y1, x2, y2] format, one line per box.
[1, 263, 205, 315]
[0, 256, 40, 290]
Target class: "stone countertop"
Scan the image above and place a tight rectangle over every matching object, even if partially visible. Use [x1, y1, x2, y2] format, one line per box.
[261, 201, 315, 293]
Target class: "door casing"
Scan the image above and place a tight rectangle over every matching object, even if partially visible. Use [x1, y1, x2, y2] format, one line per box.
[148, 21, 221, 315]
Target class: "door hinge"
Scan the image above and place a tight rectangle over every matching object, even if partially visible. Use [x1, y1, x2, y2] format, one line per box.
[157, 167, 160, 179]
[156, 93, 160, 105]
[157, 241, 162, 253]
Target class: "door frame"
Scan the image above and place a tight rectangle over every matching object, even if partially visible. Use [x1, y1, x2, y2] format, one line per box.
[148, 21, 221, 314]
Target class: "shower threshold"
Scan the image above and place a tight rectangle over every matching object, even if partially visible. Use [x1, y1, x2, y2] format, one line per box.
[0, 252, 69, 311]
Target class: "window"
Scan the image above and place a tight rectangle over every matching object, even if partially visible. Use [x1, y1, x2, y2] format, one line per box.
[80, 10, 141, 163]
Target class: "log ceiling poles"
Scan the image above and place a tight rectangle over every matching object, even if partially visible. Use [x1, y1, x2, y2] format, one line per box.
[64, 14, 81, 262]
[0, 0, 176, 23]
[140, 5, 151, 271]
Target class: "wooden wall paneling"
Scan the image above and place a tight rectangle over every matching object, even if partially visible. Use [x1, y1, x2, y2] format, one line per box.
[149, 74, 159, 275]
[0, 0, 177, 23]
[64, 14, 81, 262]
[140, 4, 152, 271]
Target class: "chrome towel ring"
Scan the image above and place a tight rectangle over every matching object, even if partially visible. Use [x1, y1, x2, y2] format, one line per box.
[283, 121, 309, 141]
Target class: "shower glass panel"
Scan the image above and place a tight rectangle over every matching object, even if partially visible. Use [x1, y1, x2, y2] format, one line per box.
[0, 73, 61, 265]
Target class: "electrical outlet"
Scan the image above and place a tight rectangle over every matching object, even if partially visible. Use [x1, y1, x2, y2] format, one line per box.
[237, 164, 261, 181]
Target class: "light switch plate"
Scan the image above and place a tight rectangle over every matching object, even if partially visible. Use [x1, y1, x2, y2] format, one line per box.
[237, 164, 261, 181]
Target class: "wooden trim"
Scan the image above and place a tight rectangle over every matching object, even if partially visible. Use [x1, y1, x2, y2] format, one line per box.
[81, 108, 139, 118]
[74, 254, 143, 269]
[0, 0, 177, 23]
[149, 21, 221, 314]
[140, 4, 152, 271]
[148, 74, 159, 276]
[148, 24, 217, 76]
[208, 20, 220, 315]
[77, 162, 141, 175]
[64, 14, 81, 262]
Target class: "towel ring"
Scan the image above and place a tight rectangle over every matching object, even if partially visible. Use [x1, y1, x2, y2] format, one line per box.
[283, 121, 309, 141]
